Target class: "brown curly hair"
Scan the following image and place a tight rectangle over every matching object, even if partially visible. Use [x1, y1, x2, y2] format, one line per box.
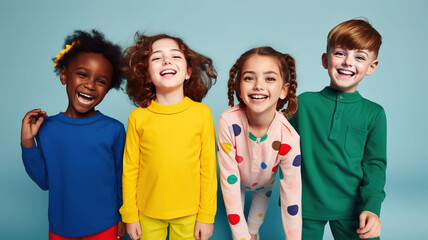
[122, 33, 217, 107]
[227, 46, 298, 119]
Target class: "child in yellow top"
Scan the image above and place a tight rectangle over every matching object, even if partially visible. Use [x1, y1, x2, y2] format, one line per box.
[120, 33, 218, 240]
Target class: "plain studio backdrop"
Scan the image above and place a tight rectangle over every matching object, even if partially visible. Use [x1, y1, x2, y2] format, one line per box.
[1, 0, 427, 239]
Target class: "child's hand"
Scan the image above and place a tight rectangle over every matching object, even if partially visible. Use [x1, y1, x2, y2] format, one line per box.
[250, 233, 258, 240]
[21, 109, 47, 148]
[357, 210, 381, 239]
[194, 221, 213, 240]
[116, 221, 126, 239]
[126, 221, 141, 240]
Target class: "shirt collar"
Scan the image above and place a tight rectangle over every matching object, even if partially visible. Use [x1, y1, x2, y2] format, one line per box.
[321, 87, 362, 103]
[147, 97, 194, 114]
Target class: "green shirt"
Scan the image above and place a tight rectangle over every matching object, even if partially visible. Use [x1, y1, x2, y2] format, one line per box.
[290, 87, 387, 220]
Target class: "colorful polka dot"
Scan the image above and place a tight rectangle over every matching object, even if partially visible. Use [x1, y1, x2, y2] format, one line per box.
[261, 162, 267, 169]
[279, 168, 284, 179]
[271, 164, 279, 172]
[229, 124, 242, 136]
[235, 154, 244, 163]
[227, 175, 238, 184]
[252, 182, 258, 187]
[287, 205, 299, 216]
[220, 142, 232, 153]
[228, 214, 240, 225]
[265, 191, 272, 197]
[279, 144, 292, 155]
[272, 141, 281, 150]
[239, 238, 247, 240]
[292, 155, 301, 167]
[258, 213, 263, 217]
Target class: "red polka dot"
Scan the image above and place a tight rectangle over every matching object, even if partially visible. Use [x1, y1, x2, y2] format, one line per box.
[279, 144, 292, 155]
[228, 214, 240, 225]
[235, 155, 243, 163]
[252, 182, 258, 187]
[272, 164, 279, 172]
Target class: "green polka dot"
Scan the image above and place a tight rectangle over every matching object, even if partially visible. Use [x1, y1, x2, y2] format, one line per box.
[227, 175, 238, 184]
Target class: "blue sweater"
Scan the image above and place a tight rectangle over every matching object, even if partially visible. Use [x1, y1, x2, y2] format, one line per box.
[22, 112, 125, 237]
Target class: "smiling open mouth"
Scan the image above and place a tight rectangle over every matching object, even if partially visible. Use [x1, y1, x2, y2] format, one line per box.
[249, 94, 268, 100]
[77, 92, 95, 104]
[160, 69, 177, 76]
[338, 69, 355, 76]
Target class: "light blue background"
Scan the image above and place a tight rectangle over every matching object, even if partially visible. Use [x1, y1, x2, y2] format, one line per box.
[1, 0, 427, 239]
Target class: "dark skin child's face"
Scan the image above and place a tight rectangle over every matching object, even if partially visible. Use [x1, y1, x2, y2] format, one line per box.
[60, 52, 113, 118]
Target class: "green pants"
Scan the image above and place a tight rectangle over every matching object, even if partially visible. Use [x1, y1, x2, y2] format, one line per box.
[302, 218, 380, 240]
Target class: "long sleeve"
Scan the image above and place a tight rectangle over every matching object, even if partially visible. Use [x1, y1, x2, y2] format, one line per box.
[217, 116, 251, 240]
[197, 108, 218, 223]
[120, 112, 141, 223]
[278, 131, 302, 240]
[360, 107, 387, 216]
[21, 142, 49, 190]
[114, 125, 126, 221]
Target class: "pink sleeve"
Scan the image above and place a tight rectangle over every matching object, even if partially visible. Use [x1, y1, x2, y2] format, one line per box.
[217, 116, 251, 240]
[278, 132, 302, 240]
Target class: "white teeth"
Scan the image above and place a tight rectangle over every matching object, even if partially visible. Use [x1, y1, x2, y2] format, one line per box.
[78, 93, 94, 99]
[160, 69, 176, 76]
[338, 69, 354, 75]
[250, 95, 267, 99]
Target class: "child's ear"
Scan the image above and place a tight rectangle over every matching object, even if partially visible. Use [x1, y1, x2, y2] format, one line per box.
[60, 67, 67, 85]
[186, 67, 192, 80]
[365, 60, 379, 76]
[321, 53, 328, 69]
[279, 83, 290, 100]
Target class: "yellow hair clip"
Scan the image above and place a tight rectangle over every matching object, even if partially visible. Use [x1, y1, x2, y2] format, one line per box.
[53, 41, 78, 69]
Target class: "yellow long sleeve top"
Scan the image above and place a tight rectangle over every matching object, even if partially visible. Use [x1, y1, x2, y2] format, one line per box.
[120, 97, 217, 224]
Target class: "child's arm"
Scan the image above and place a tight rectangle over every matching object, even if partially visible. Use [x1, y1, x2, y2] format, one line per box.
[21, 109, 49, 190]
[359, 108, 387, 236]
[197, 107, 217, 226]
[114, 124, 126, 238]
[217, 116, 251, 240]
[120, 112, 141, 224]
[278, 131, 302, 240]
[357, 210, 382, 239]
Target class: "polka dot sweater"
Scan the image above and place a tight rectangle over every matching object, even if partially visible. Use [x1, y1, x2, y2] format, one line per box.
[218, 105, 302, 240]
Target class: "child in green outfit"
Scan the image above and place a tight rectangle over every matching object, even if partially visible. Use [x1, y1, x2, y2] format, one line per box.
[290, 18, 386, 239]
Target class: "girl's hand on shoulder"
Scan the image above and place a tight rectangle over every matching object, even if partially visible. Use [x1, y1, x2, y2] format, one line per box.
[357, 210, 381, 239]
[116, 221, 126, 239]
[194, 221, 213, 240]
[126, 221, 141, 240]
[21, 109, 47, 148]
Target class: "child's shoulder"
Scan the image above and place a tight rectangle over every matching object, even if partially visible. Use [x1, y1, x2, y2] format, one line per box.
[99, 113, 125, 127]
[219, 105, 243, 120]
[297, 91, 322, 102]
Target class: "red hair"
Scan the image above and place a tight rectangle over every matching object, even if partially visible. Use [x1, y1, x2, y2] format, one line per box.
[122, 33, 217, 107]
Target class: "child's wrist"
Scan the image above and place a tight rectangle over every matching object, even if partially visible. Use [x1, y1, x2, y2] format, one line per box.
[21, 139, 35, 148]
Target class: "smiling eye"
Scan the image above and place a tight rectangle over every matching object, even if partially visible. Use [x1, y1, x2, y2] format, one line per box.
[243, 76, 254, 81]
[77, 72, 87, 78]
[334, 52, 345, 57]
[356, 56, 365, 61]
[172, 55, 182, 59]
[266, 77, 276, 82]
[151, 57, 161, 61]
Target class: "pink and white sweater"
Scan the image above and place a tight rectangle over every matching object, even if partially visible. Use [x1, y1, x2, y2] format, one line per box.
[217, 105, 302, 240]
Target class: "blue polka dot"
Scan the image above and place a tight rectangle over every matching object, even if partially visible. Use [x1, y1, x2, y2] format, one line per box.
[228, 124, 242, 136]
[292, 155, 302, 167]
[265, 191, 272, 197]
[287, 205, 299, 216]
[261, 162, 267, 169]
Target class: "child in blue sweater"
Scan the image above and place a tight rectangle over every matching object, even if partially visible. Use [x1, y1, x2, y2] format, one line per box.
[21, 30, 126, 240]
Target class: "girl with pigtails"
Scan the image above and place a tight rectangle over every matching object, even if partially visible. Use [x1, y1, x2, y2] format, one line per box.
[217, 47, 302, 240]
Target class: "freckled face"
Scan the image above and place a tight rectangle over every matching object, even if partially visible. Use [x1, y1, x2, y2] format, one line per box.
[322, 47, 378, 93]
[60, 53, 112, 118]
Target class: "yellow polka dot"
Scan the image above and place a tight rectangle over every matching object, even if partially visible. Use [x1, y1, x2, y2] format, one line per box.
[220, 142, 232, 153]
[240, 238, 247, 240]
[258, 213, 263, 217]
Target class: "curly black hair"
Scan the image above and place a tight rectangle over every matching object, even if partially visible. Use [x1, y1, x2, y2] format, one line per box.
[52, 29, 124, 90]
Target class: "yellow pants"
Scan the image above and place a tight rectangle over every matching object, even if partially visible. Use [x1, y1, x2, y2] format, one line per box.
[139, 212, 197, 240]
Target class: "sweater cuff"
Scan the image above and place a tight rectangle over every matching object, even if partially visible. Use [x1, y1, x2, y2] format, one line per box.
[119, 208, 140, 223]
[196, 210, 215, 224]
[361, 197, 383, 216]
